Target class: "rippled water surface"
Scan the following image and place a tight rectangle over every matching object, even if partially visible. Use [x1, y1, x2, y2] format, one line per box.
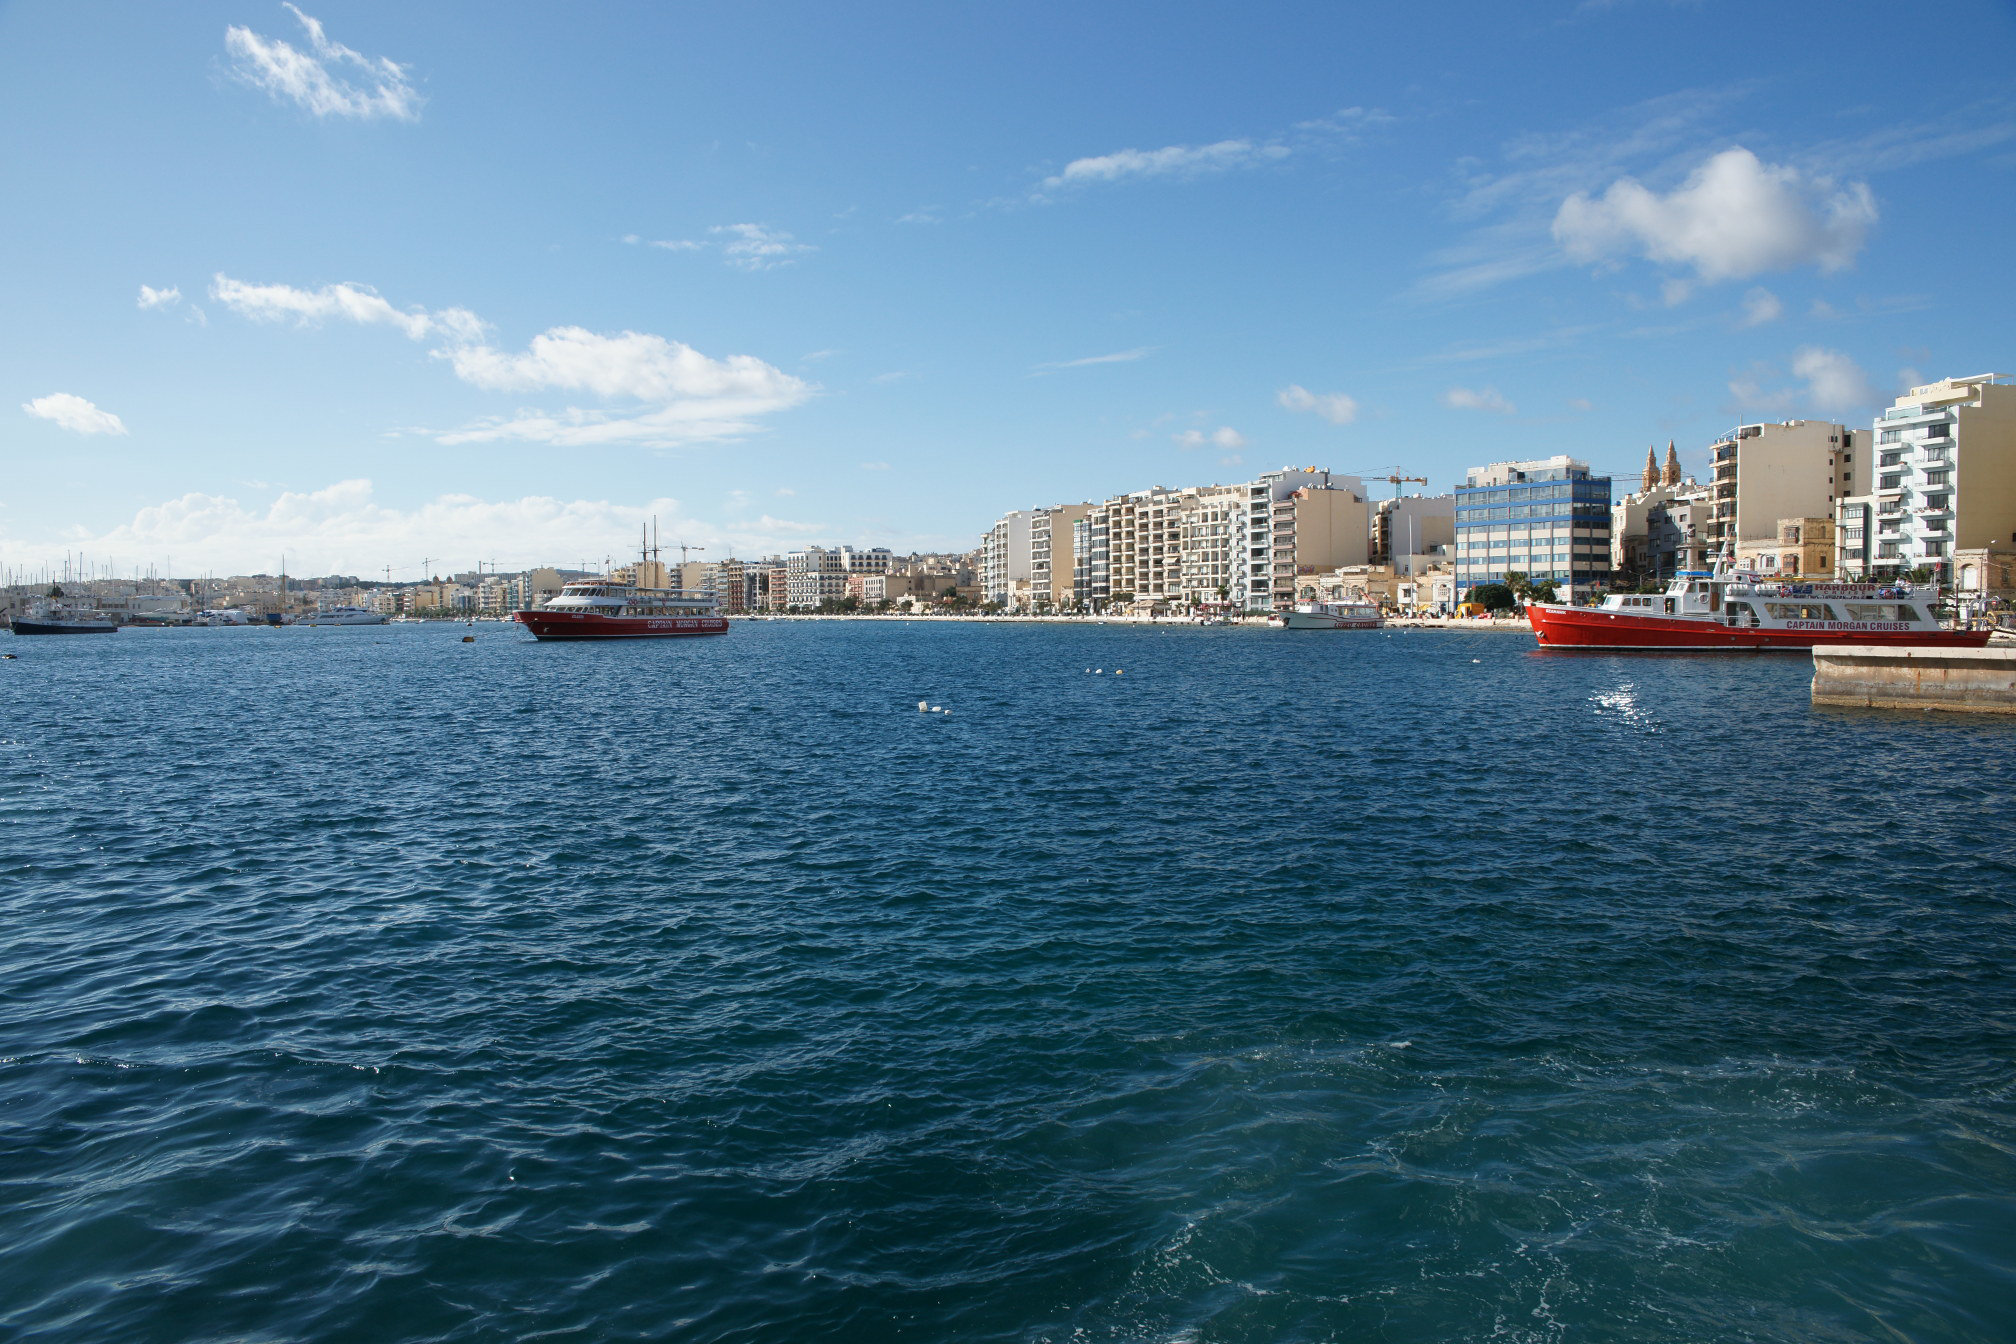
[4, 620, 2014, 1343]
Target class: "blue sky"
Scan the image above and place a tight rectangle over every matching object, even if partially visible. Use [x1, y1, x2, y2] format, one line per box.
[4, 0, 2013, 576]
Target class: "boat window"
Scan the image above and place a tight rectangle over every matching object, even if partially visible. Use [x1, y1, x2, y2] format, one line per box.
[1726, 601, 1758, 626]
[1764, 603, 1839, 621]
[1846, 603, 1909, 621]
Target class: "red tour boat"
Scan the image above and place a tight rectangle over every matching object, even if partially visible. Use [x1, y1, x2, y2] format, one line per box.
[515, 576, 728, 640]
[1527, 571, 1990, 652]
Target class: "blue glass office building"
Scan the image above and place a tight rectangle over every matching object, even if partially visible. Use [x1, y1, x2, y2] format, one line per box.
[1454, 456, 1613, 594]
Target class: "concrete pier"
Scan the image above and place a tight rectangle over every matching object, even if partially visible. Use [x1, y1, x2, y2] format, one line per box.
[1811, 644, 2016, 715]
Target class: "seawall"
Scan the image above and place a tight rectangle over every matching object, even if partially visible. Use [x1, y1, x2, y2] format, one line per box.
[1811, 644, 2016, 715]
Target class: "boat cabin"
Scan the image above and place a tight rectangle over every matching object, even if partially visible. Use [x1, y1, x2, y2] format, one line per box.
[1593, 571, 1934, 629]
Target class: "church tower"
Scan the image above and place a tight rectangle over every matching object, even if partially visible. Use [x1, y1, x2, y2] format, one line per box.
[1662, 440, 1682, 487]
[1641, 445, 1659, 493]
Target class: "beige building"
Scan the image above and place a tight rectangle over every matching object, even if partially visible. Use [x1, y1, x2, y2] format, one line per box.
[1031, 503, 1093, 609]
[1735, 517, 1837, 577]
[1271, 484, 1370, 608]
[1837, 373, 2016, 579]
[1708, 419, 1857, 555]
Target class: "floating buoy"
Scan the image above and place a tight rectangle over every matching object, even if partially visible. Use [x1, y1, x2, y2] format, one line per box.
[1, 653, 15, 659]
[462, 635, 476, 643]
[1471, 658, 1481, 663]
[917, 700, 929, 712]
[1114, 669, 1123, 675]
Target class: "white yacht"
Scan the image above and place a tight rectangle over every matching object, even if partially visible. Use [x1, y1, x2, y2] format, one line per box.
[297, 606, 388, 626]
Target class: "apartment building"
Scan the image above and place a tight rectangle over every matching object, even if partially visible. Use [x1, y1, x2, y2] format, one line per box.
[1836, 373, 2016, 580]
[1706, 419, 1856, 556]
[1371, 494, 1456, 571]
[786, 546, 849, 609]
[1269, 483, 1370, 607]
[980, 510, 1032, 606]
[1454, 456, 1613, 595]
[1030, 504, 1092, 609]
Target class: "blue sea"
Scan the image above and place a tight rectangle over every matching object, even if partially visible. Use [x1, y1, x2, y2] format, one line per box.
[3, 620, 2013, 1343]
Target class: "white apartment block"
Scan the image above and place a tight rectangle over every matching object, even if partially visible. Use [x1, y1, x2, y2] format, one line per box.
[980, 510, 1033, 606]
[1837, 373, 2016, 579]
[786, 546, 849, 609]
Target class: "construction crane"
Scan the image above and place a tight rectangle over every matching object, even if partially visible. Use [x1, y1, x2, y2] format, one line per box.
[1378, 472, 1428, 499]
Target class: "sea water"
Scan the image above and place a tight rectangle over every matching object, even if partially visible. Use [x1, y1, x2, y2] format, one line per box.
[2, 621, 2012, 1342]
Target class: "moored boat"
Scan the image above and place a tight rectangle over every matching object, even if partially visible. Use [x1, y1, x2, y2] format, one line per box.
[10, 599, 118, 635]
[1267, 600, 1384, 631]
[296, 606, 388, 626]
[1528, 571, 1990, 651]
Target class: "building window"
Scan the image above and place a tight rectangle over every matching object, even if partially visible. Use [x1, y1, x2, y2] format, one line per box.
[1878, 541, 1900, 558]
[1924, 541, 1947, 558]
[1879, 451, 1904, 467]
[1880, 475, 1903, 490]
[1879, 430, 1902, 445]
[1925, 470, 1951, 486]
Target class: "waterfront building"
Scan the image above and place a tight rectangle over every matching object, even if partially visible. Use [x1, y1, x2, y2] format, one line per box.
[1706, 419, 1856, 559]
[1030, 504, 1093, 610]
[839, 547, 893, 574]
[1371, 495, 1456, 569]
[980, 510, 1033, 607]
[1454, 456, 1613, 596]
[1269, 482, 1371, 609]
[1612, 445, 1709, 583]
[786, 547, 848, 610]
[1735, 517, 1837, 576]
[1835, 373, 2016, 581]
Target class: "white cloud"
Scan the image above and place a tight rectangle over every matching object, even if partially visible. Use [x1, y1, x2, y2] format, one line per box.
[1441, 386, 1516, 415]
[859, 461, 891, 471]
[1040, 139, 1288, 193]
[1032, 347, 1155, 373]
[774, 487, 796, 497]
[438, 329, 811, 448]
[24, 393, 128, 436]
[1660, 277, 1692, 306]
[1791, 346, 1878, 411]
[443, 327, 803, 403]
[1740, 287, 1784, 327]
[1726, 346, 1879, 415]
[1568, 397, 1594, 412]
[211, 273, 810, 449]
[1276, 384, 1359, 425]
[1174, 426, 1245, 450]
[223, 4, 420, 121]
[0, 479, 830, 575]
[633, 223, 814, 270]
[137, 285, 182, 310]
[714, 223, 813, 269]
[210, 274, 485, 343]
[1554, 146, 1876, 282]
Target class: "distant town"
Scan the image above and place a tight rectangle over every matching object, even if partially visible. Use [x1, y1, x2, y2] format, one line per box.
[6, 372, 2012, 623]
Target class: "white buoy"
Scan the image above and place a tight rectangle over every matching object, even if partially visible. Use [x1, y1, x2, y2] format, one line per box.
[1114, 669, 1123, 675]
[1471, 658, 1481, 663]
[917, 700, 929, 711]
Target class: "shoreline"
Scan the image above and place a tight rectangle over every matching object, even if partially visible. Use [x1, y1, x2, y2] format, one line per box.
[728, 613, 1537, 631]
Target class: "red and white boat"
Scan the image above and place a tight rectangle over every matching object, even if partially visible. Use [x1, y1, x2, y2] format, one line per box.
[515, 577, 728, 640]
[1267, 600, 1384, 630]
[1527, 571, 1990, 652]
